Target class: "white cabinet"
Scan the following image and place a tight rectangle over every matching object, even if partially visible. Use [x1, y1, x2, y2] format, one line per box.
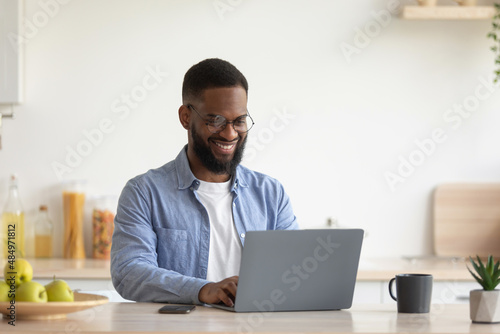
[354, 280, 477, 305]
[0, 0, 22, 104]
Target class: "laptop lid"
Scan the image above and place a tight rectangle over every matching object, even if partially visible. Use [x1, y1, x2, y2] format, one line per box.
[224, 228, 364, 312]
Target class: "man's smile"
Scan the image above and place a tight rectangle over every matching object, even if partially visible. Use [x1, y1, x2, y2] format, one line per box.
[211, 139, 238, 155]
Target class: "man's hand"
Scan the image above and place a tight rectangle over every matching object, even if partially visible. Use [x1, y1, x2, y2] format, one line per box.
[198, 276, 239, 307]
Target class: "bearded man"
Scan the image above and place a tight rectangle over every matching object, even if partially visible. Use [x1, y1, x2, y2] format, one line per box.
[111, 58, 298, 306]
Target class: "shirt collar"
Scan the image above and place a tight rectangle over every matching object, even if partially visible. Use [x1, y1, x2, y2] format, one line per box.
[175, 145, 249, 191]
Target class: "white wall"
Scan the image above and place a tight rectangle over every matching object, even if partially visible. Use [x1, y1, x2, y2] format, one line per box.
[1, 0, 499, 259]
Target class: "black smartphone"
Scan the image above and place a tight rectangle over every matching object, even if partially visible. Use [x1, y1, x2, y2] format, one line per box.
[158, 305, 196, 314]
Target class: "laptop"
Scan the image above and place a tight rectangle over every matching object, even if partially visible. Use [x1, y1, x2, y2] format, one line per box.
[209, 228, 364, 312]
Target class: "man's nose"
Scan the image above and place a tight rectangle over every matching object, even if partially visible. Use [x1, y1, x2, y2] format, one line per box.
[218, 122, 239, 141]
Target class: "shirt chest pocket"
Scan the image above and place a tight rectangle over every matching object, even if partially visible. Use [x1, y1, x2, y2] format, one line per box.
[156, 228, 189, 274]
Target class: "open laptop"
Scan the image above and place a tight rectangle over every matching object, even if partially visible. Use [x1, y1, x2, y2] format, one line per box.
[209, 228, 364, 312]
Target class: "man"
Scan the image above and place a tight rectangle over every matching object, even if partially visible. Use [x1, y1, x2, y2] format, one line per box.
[110, 58, 298, 306]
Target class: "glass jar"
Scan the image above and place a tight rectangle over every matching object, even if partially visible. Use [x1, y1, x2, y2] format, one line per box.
[62, 180, 86, 259]
[35, 205, 53, 258]
[92, 196, 116, 259]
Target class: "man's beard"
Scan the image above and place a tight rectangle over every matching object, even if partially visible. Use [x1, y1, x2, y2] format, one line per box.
[191, 125, 247, 176]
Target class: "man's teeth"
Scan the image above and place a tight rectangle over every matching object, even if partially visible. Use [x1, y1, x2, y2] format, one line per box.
[214, 142, 234, 150]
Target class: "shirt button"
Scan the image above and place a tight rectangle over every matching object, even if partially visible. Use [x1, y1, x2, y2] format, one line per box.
[233, 203, 236, 207]
[240, 233, 245, 238]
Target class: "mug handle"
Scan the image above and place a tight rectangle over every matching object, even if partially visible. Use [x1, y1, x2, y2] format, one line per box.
[388, 277, 397, 301]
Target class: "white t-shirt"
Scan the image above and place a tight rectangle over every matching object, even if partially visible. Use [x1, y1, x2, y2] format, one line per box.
[196, 179, 242, 282]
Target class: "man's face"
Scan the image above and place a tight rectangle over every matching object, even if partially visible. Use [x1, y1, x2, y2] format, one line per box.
[189, 86, 249, 176]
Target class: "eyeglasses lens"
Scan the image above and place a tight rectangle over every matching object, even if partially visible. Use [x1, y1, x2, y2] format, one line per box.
[208, 115, 252, 134]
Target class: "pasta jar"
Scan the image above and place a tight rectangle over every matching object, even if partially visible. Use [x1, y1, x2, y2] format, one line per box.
[62, 180, 86, 259]
[92, 196, 116, 259]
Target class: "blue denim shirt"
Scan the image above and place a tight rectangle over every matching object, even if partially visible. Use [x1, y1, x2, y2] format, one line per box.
[110, 146, 298, 304]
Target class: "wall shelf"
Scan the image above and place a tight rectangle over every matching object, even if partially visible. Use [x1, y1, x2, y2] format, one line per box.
[402, 6, 495, 20]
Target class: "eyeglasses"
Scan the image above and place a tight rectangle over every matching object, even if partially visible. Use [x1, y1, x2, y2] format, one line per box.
[187, 104, 254, 134]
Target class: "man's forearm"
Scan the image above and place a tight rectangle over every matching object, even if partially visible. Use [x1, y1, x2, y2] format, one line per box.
[111, 257, 209, 304]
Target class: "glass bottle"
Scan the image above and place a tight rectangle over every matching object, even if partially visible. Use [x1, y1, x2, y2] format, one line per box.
[35, 205, 53, 258]
[2, 174, 25, 259]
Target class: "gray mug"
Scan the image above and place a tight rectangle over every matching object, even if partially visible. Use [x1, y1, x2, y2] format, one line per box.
[389, 274, 433, 313]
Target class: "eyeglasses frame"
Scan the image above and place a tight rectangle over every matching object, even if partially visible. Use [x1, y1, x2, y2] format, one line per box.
[186, 104, 254, 134]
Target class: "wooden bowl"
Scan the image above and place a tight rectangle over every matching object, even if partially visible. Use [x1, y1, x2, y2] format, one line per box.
[0, 292, 109, 320]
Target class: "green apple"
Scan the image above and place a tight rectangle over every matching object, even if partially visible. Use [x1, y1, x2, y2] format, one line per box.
[15, 281, 47, 302]
[0, 281, 11, 302]
[4, 258, 33, 286]
[45, 278, 74, 302]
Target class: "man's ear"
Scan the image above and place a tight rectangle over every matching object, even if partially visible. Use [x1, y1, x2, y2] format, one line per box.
[178, 105, 190, 130]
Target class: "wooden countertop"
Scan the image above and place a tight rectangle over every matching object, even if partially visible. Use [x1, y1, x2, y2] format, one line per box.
[2, 302, 497, 333]
[0, 258, 112, 280]
[0, 257, 475, 281]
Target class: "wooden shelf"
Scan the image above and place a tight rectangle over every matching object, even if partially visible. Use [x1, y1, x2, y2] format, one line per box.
[402, 6, 495, 20]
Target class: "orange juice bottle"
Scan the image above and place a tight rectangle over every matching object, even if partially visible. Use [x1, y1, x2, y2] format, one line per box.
[35, 205, 53, 258]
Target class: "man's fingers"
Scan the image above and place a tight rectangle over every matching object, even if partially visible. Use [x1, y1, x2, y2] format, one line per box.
[218, 290, 235, 307]
[198, 276, 240, 306]
[219, 280, 237, 306]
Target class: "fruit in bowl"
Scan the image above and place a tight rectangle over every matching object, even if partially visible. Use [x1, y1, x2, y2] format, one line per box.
[4, 258, 33, 286]
[15, 281, 47, 302]
[45, 277, 74, 302]
[3, 259, 74, 302]
[0, 260, 108, 319]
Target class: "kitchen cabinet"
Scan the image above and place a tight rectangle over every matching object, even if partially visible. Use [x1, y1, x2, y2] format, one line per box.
[0, 0, 22, 104]
[353, 257, 477, 304]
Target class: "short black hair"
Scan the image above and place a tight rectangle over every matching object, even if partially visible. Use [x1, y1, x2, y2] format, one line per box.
[182, 58, 248, 104]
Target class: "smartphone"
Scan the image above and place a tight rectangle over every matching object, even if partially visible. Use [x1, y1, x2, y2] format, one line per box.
[158, 305, 196, 314]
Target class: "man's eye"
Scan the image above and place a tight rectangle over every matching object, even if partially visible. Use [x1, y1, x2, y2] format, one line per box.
[209, 116, 226, 126]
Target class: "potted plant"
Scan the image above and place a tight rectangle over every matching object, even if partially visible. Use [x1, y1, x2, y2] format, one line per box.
[467, 255, 500, 323]
[487, 3, 500, 83]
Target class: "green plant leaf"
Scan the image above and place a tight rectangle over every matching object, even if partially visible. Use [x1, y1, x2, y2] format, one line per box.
[492, 261, 500, 289]
[470, 256, 481, 275]
[477, 256, 494, 289]
[487, 255, 494, 276]
[468, 266, 485, 288]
